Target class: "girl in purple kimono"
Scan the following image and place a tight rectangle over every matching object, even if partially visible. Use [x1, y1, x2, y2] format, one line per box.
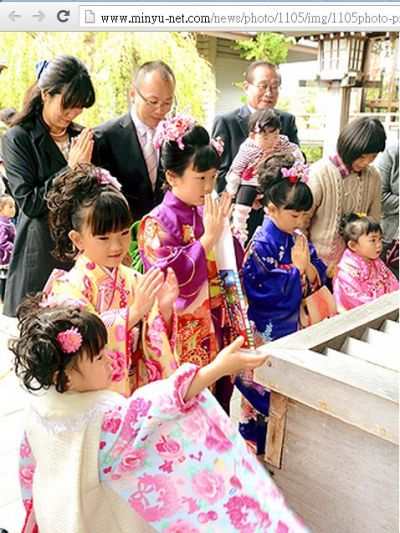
[333, 212, 398, 312]
[239, 154, 327, 451]
[14, 296, 308, 533]
[0, 193, 16, 301]
[138, 116, 238, 413]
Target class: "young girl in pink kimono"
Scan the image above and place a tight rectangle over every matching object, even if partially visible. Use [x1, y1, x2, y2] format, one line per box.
[333, 212, 399, 312]
[15, 297, 308, 533]
[138, 116, 239, 412]
[44, 163, 179, 396]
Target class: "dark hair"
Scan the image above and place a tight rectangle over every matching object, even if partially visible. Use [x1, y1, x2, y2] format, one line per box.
[10, 293, 107, 393]
[339, 212, 382, 245]
[248, 109, 281, 134]
[0, 193, 14, 210]
[134, 60, 175, 86]
[337, 117, 386, 168]
[47, 163, 132, 262]
[11, 55, 95, 127]
[257, 153, 313, 211]
[0, 107, 17, 127]
[161, 124, 221, 177]
[246, 60, 281, 85]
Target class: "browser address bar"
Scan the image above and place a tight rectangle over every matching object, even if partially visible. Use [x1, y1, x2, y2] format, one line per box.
[79, 4, 400, 29]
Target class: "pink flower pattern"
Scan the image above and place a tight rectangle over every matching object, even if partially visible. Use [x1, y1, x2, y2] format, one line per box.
[107, 349, 126, 382]
[192, 470, 225, 504]
[20, 365, 308, 532]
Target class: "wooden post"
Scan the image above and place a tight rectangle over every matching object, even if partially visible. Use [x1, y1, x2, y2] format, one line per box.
[265, 392, 289, 467]
[323, 84, 351, 157]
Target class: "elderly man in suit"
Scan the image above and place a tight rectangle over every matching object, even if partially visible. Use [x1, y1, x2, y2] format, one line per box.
[212, 60, 299, 194]
[94, 61, 175, 221]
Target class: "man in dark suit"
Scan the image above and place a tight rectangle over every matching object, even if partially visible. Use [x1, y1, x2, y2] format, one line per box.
[94, 61, 175, 221]
[212, 60, 299, 194]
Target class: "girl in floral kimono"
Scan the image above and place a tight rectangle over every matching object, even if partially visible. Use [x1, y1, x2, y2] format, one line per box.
[239, 153, 327, 451]
[14, 296, 308, 533]
[44, 163, 179, 396]
[333, 212, 399, 312]
[138, 117, 239, 413]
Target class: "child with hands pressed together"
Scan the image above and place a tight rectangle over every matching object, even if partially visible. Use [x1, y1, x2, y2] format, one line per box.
[333, 212, 398, 312]
[14, 297, 308, 533]
[138, 117, 240, 412]
[44, 163, 178, 396]
[243, 153, 327, 342]
[239, 154, 327, 450]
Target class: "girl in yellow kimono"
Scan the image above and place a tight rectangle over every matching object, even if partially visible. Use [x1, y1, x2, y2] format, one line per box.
[44, 163, 179, 396]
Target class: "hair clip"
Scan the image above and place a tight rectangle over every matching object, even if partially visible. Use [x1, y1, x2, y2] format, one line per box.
[153, 114, 196, 150]
[210, 136, 224, 156]
[356, 211, 367, 218]
[253, 121, 261, 133]
[281, 163, 310, 184]
[95, 167, 122, 191]
[35, 59, 49, 81]
[57, 327, 83, 354]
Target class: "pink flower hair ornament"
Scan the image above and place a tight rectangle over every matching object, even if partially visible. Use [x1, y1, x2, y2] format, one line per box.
[57, 327, 83, 354]
[153, 114, 196, 150]
[281, 163, 310, 184]
[95, 167, 122, 191]
[210, 136, 224, 156]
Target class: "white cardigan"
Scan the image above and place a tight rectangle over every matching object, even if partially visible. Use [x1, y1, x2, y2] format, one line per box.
[25, 388, 155, 533]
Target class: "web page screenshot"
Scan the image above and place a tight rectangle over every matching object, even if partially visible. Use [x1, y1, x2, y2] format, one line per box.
[0, 1, 399, 533]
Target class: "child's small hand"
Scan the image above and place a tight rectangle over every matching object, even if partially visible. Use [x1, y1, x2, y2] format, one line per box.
[201, 194, 229, 255]
[184, 336, 269, 401]
[129, 268, 165, 327]
[157, 267, 179, 324]
[215, 336, 269, 376]
[291, 233, 310, 274]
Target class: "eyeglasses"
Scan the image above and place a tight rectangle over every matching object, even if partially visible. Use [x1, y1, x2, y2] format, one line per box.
[134, 86, 177, 112]
[251, 83, 280, 94]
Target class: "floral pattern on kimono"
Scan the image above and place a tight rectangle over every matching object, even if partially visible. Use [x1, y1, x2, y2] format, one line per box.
[19, 364, 309, 533]
[43, 254, 178, 396]
[333, 248, 399, 312]
[138, 191, 235, 368]
[243, 218, 327, 341]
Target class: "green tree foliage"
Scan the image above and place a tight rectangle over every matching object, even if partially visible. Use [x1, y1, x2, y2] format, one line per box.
[0, 32, 215, 127]
[235, 33, 293, 65]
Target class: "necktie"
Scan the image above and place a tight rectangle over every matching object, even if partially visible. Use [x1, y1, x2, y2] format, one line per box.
[143, 129, 157, 191]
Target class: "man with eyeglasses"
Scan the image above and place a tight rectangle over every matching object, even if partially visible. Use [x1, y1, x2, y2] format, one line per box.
[94, 61, 176, 220]
[212, 60, 299, 195]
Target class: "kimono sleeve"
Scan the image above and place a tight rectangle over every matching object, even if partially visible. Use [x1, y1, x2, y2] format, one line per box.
[19, 432, 36, 512]
[98, 363, 309, 532]
[243, 240, 303, 323]
[308, 241, 327, 291]
[333, 267, 373, 311]
[139, 216, 208, 308]
[136, 286, 179, 388]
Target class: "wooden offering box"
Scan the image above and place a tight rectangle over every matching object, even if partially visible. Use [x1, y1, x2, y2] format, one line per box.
[249, 292, 399, 533]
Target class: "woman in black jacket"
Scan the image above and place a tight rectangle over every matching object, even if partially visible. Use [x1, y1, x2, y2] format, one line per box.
[1, 55, 95, 316]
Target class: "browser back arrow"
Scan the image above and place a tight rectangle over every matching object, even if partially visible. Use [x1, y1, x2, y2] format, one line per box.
[9, 10, 21, 21]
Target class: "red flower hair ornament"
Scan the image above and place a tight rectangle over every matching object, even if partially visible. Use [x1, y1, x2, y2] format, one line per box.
[281, 163, 310, 184]
[57, 327, 83, 354]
